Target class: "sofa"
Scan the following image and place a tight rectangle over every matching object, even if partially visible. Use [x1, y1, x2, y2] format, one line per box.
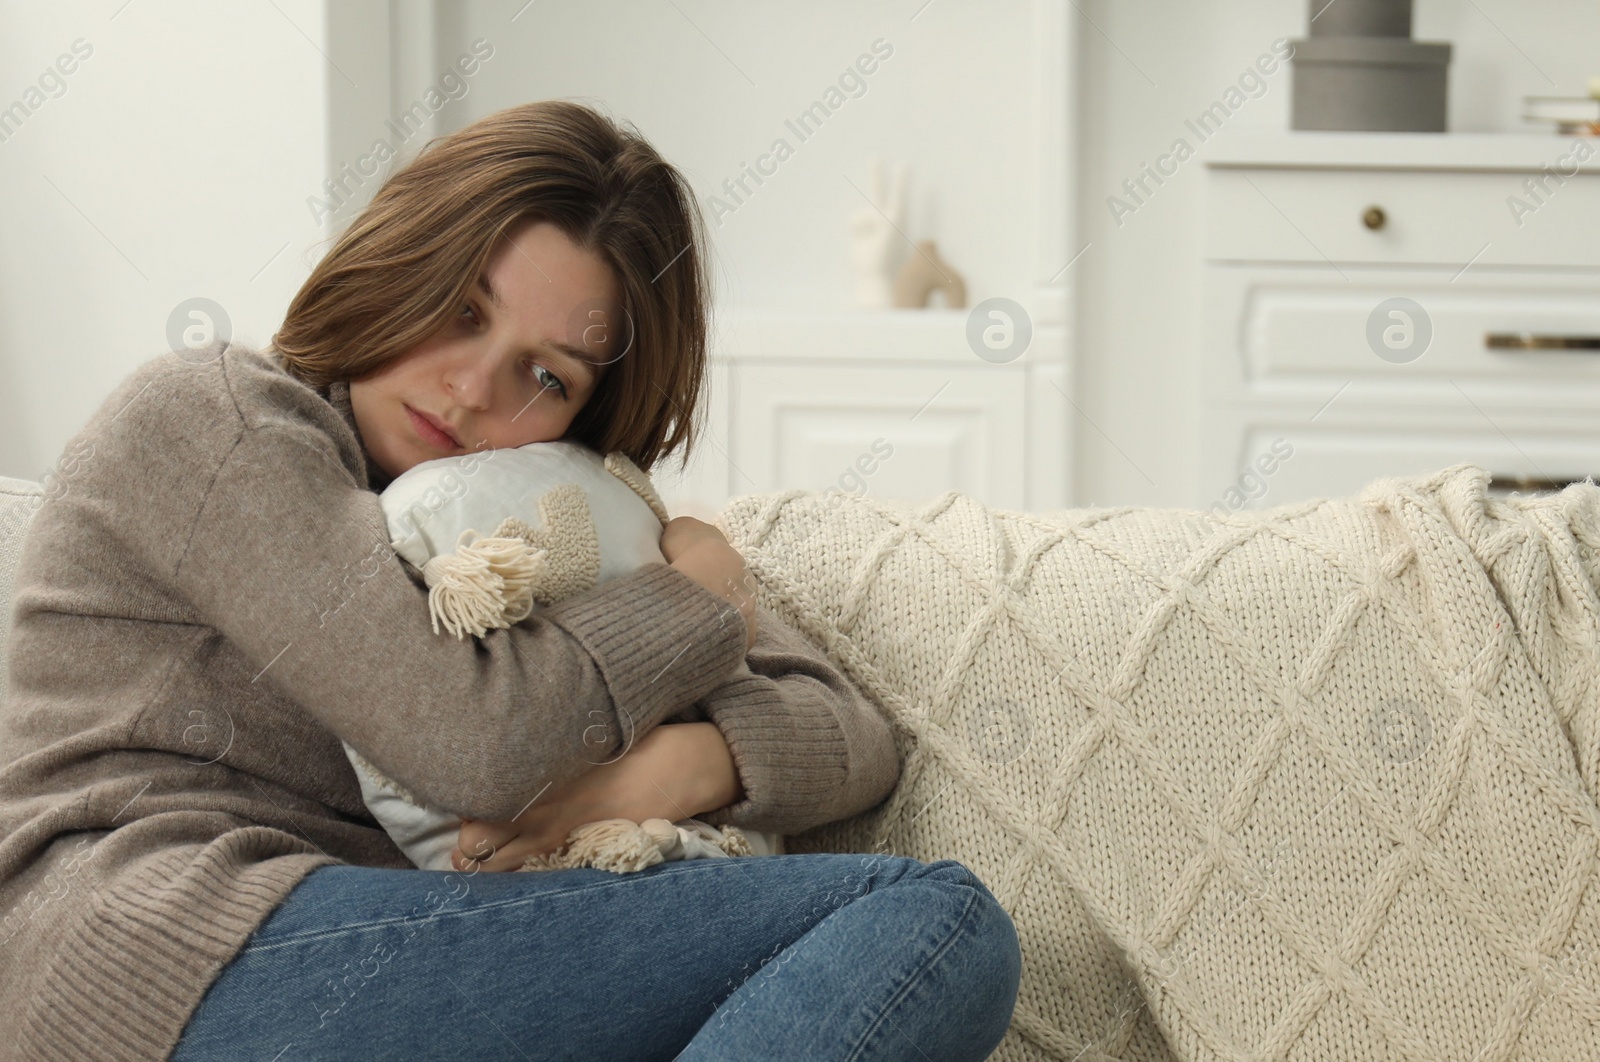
[8, 465, 1600, 1061]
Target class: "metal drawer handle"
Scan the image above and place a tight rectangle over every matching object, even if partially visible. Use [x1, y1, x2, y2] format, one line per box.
[1485, 333, 1600, 351]
[1489, 474, 1590, 494]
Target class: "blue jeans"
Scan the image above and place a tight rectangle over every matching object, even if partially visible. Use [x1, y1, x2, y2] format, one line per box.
[171, 853, 1021, 1061]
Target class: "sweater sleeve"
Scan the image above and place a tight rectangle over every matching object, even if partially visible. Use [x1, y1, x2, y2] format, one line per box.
[164, 422, 749, 823]
[688, 600, 902, 836]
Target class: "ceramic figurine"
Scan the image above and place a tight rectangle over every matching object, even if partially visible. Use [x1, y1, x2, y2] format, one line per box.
[891, 239, 966, 309]
[849, 157, 909, 308]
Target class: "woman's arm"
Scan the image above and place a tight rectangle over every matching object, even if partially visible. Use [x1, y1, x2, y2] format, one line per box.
[454, 657, 899, 869]
[452, 548, 900, 867]
[451, 720, 740, 870]
[653, 517, 901, 834]
[659, 515, 758, 652]
[684, 598, 902, 836]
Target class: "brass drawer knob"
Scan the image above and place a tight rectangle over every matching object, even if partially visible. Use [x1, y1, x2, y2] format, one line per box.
[1362, 206, 1387, 231]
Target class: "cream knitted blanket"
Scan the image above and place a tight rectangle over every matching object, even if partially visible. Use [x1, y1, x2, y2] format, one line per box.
[715, 463, 1600, 1062]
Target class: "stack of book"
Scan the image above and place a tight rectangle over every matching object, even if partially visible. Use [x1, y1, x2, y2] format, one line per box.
[1523, 80, 1600, 135]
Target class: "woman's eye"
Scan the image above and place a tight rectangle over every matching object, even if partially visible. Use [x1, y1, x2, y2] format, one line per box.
[530, 363, 568, 399]
[459, 303, 481, 327]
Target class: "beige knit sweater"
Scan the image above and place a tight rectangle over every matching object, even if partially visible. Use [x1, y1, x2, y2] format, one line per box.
[0, 340, 900, 1061]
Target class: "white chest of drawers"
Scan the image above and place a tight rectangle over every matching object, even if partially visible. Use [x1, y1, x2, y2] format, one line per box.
[1199, 131, 1600, 510]
[653, 306, 1071, 523]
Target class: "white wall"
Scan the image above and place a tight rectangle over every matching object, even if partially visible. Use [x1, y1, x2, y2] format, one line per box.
[1075, 0, 1600, 507]
[422, 1, 1055, 316]
[0, 0, 329, 482]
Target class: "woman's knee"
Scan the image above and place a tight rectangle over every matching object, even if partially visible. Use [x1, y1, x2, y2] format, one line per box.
[869, 855, 1001, 909]
[932, 860, 1021, 981]
[871, 857, 1022, 984]
[862, 857, 1022, 1049]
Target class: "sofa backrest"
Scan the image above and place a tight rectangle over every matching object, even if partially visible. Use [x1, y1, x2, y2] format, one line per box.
[0, 477, 43, 714]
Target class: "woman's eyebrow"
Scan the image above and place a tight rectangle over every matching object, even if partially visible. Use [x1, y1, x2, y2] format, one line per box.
[476, 272, 507, 311]
[475, 273, 608, 377]
[546, 339, 607, 377]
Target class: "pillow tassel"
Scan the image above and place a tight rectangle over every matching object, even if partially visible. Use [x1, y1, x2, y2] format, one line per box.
[513, 818, 758, 874]
[421, 529, 547, 639]
[517, 818, 669, 874]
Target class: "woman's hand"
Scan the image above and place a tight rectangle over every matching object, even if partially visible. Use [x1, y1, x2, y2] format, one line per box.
[660, 516, 757, 652]
[450, 722, 744, 872]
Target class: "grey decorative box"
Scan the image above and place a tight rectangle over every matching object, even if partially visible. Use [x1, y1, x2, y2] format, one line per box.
[1308, 0, 1413, 38]
[1291, 37, 1451, 132]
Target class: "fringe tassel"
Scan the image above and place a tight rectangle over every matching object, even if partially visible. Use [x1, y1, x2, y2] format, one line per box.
[515, 818, 757, 874]
[421, 528, 547, 639]
[518, 819, 668, 874]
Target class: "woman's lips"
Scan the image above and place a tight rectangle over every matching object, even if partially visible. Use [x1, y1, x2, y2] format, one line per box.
[406, 405, 460, 449]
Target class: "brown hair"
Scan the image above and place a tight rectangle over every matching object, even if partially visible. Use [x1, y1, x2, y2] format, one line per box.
[269, 100, 711, 473]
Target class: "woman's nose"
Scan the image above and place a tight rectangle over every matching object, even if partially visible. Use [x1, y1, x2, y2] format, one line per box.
[445, 350, 498, 411]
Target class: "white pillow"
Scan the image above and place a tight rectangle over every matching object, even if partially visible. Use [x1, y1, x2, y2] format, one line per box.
[343, 440, 781, 872]
[384, 440, 668, 616]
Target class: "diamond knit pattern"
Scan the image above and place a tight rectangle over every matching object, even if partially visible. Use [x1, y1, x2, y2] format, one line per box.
[716, 463, 1600, 1062]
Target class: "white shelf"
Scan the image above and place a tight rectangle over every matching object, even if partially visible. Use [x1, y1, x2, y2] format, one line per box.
[1203, 129, 1597, 172]
[709, 307, 1060, 366]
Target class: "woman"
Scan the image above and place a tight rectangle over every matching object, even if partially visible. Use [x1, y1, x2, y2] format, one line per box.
[0, 100, 1021, 1061]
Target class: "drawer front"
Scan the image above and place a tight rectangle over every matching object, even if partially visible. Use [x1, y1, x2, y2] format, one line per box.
[730, 363, 1028, 510]
[1204, 165, 1600, 267]
[1204, 268, 1600, 406]
[1198, 410, 1600, 511]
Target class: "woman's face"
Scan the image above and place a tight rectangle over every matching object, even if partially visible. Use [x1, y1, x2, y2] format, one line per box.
[350, 218, 623, 480]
